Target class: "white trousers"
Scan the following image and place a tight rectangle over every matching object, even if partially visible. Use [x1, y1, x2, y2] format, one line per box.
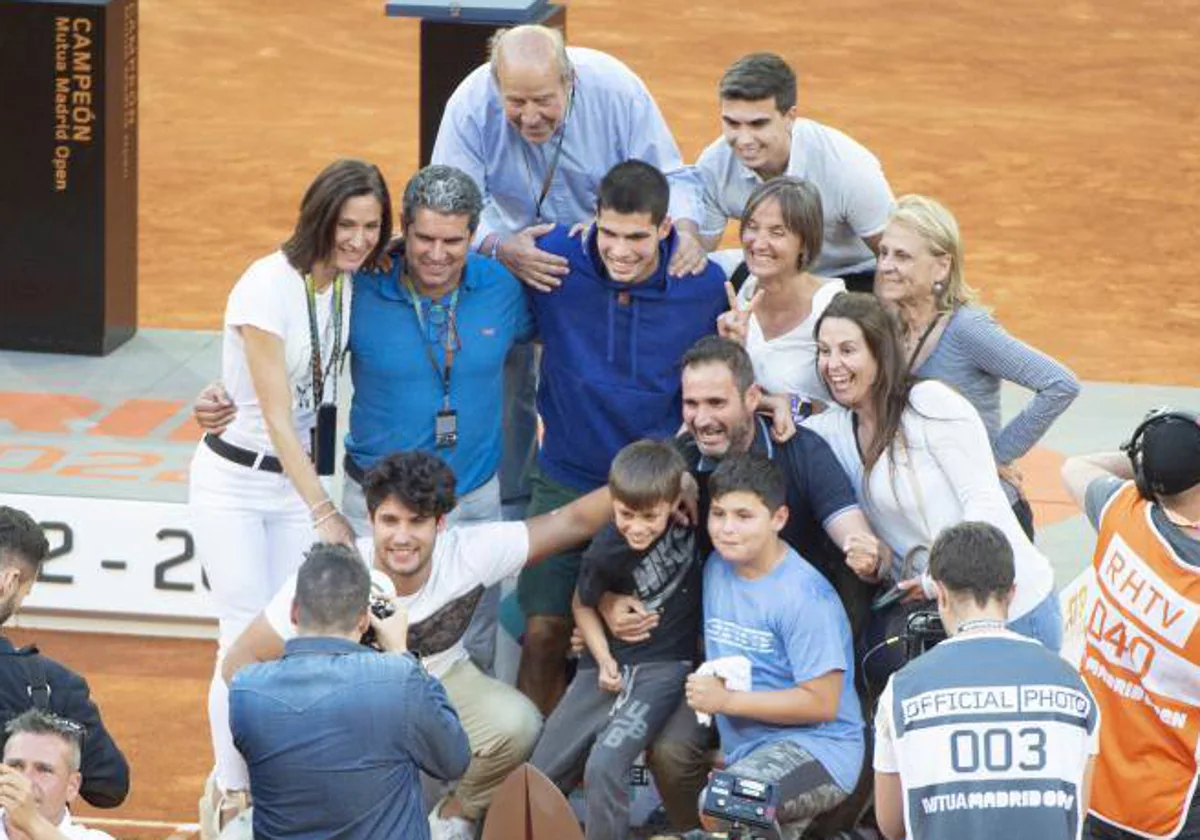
[190, 443, 317, 791]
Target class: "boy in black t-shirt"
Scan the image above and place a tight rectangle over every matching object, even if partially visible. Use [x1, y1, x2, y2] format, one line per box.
[529, 440, 699, 840]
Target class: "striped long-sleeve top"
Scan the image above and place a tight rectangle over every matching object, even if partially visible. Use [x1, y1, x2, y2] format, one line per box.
[916, 305, 1080, 500]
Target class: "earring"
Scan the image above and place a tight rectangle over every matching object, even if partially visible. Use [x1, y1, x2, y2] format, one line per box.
[932, 281, 947, 297]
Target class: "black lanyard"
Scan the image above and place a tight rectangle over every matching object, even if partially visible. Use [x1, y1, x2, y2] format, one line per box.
[520, 84, 575, 222]
[304, 273, 344, 406]
[403, 279, 460, 410]
[907, 311, 944, 370]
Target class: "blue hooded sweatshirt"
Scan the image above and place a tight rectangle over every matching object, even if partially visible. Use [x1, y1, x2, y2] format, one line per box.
[529, 224, 727, 491]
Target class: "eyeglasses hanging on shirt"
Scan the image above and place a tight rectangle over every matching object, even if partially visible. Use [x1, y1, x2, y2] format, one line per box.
[403, 279, 462, 449]
[520, 77, 576, 224]
[304, 272, 345, 476]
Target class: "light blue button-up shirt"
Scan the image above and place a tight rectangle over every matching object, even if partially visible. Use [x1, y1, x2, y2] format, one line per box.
[432, 47, 701, 246]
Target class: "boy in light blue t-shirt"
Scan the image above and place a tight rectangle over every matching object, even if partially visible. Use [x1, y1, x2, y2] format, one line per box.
[686, 452, 864, 839]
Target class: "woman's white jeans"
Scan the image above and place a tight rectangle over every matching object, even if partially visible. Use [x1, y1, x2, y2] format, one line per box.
[190, 443, 316, 791]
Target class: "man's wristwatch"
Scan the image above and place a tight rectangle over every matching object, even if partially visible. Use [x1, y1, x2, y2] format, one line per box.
[789, 394, 813, 424]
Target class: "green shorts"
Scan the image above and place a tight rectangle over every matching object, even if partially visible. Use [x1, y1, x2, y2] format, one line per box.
[517, 467, 589, 618]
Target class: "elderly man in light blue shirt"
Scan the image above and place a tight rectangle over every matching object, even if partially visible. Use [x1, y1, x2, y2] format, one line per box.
[432, 25, 709, 537]
[432, 25, 708, 288]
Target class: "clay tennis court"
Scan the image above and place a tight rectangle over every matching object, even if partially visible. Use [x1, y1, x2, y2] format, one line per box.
[12, 0, 1200, 834]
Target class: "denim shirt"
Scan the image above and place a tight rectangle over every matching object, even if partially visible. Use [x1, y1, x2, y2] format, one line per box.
[230, 637, 469, 840]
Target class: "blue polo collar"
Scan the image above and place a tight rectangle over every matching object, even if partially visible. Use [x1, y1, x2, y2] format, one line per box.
[367, 241, 481, 304]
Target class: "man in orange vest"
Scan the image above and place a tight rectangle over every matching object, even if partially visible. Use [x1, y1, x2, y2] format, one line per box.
[1062, 409, 1200, 840]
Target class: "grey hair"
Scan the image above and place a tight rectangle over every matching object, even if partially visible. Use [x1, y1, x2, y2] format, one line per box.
[740, 176, 824, 272]
[488, 25, 571, 86]
[4, 709, 84, 772]
[719, 52, 797, 113]
[401, 165, 483, 233]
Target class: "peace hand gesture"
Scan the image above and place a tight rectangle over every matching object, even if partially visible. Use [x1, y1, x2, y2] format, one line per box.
[716, 281, 764, 346]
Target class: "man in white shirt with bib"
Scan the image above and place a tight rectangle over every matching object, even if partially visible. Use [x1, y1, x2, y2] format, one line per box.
[874, 521, 1099, 840]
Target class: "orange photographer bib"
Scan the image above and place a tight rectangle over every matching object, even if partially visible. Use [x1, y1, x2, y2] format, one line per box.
[1084, 482, 1200, 838]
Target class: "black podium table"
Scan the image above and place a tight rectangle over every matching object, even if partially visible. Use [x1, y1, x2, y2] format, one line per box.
[385, 0, 567, 166]
[0, 0, 138, 355]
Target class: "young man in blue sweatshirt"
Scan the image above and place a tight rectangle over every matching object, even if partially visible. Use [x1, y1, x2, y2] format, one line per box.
[517, 160, 727, 714]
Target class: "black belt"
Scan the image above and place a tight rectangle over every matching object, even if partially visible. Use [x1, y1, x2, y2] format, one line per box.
[204, 433, 283, 474]
[344, 453, 366, 485]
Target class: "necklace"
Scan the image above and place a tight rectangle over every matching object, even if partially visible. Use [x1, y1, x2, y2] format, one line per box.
[957, 618, 1006, 635]
[1163, 506, 1200, 532]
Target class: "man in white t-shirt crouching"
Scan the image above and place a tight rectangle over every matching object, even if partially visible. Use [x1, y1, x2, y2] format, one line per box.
[222, 450, 614, 840]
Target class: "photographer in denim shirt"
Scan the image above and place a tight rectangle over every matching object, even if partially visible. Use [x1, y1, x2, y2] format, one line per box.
[229, 544, 469, 840]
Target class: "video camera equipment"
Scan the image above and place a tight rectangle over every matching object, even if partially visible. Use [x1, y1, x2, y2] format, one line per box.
[861, 608, 948, 698]
[904, 610, 947, 661]
[700, 770, 782, 840]
[358, 596, 397, 651]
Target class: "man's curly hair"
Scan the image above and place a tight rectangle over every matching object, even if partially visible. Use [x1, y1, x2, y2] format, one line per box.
[363, 452, 458, 519]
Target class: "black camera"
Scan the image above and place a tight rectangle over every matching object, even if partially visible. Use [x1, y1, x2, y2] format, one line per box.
[904, 610, 947, 661]
[358, 596, 396, 651]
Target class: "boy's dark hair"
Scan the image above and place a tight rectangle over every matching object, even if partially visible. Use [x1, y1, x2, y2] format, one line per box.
[596, 160, 669, 227]
[0, 506, 49, 576]
[294, 543, 371, 634]
[363, 452, 458, 519]
[608, 440, 688, 511]
[718, 52, 797, 114]
[708, 452, 786, 512]
[929, 522, 1016, 608]
[281, 159, 393, 275]
[680, 335, 757, 397]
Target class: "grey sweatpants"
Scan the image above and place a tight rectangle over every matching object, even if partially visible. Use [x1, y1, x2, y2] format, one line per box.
[530, 660, 691, 840]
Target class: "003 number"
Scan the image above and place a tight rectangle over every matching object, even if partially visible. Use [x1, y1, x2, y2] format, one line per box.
[949, 727, 1047, 774]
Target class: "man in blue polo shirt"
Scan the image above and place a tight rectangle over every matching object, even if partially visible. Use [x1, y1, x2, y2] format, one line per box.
[516, 160, 727, 715]
[194, 165, 533, 675]
[342, 165, 533, 677]
[341, 166, 533, 534]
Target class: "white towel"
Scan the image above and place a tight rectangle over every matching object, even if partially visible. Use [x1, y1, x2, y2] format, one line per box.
[692, 655, 752, 726]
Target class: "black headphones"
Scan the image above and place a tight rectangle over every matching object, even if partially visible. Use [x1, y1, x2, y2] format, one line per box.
[1121, 407, 1200, 499]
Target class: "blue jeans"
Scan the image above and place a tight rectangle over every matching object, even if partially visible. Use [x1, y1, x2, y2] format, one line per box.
[1008, 591, 1063, 653]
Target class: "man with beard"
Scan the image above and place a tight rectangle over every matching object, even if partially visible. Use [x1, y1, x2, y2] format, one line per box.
[595, 337, 883, 832]
[0, 507, 128, 810]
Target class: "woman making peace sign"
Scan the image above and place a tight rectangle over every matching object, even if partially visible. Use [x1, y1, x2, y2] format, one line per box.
[717, 177, 845, 422]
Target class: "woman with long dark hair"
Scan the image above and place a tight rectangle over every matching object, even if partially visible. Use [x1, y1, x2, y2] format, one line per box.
[804, 293, 1060, 656]
[188, 159, 392, 832]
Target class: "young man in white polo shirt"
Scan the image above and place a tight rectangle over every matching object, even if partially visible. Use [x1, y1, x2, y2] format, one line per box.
[690, 52, 894, 292]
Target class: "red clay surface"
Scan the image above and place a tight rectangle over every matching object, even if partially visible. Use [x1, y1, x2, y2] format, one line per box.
[17, 0, 1200, 833]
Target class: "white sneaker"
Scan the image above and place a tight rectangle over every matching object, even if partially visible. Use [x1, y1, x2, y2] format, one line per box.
[427, 806, 475, 840]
